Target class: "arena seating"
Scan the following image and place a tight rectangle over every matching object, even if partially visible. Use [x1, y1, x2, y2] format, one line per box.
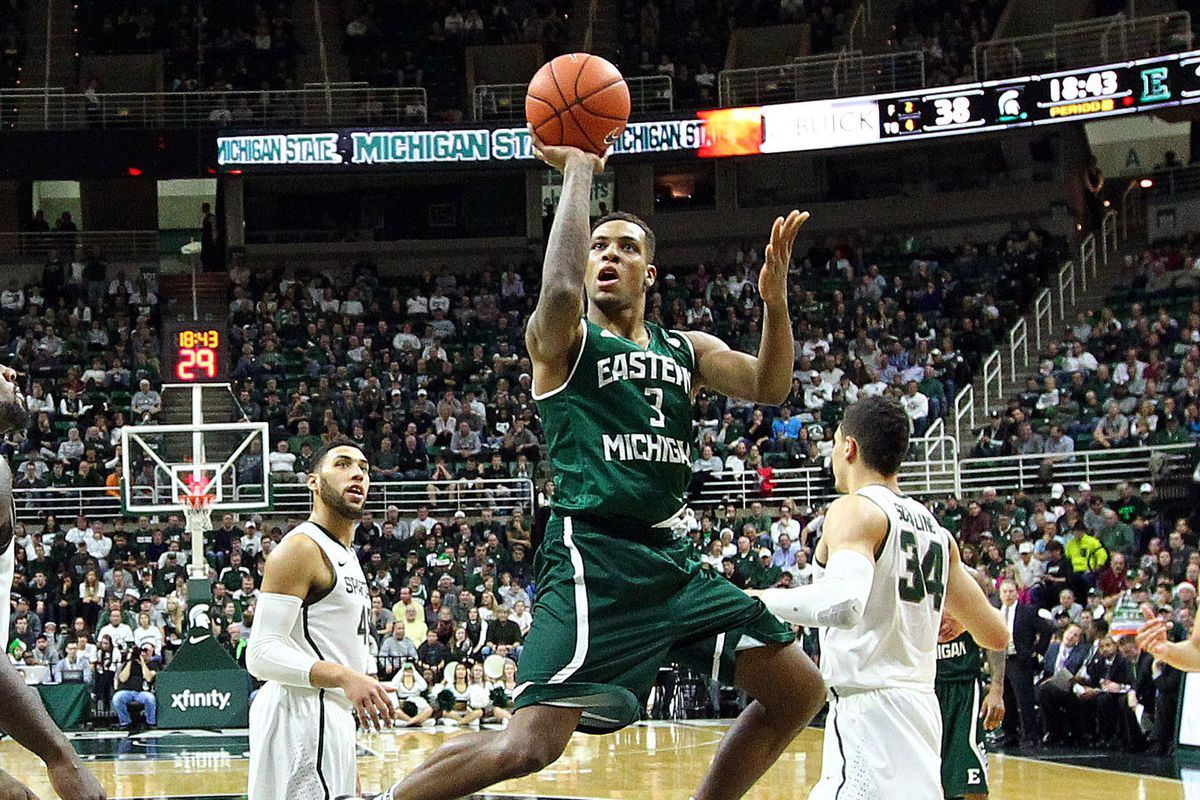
[888, 0, 1009, 85]
[75, 0, 299, 91]
[0, 0, 26, 90]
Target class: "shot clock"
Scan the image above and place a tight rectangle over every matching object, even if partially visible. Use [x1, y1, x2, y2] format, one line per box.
[163, 322, 227, 382]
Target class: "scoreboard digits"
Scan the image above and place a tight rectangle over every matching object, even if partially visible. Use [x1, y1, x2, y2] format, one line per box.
[163, 322, 227, 383]
[878, 56, 1200, 141]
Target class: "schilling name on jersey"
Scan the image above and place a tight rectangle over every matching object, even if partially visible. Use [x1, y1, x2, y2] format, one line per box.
[596, 350, 692, 392]
[895, 501, 938, 533]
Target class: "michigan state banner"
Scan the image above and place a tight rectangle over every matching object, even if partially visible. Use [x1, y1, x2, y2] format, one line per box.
[155, 583, 251, 729]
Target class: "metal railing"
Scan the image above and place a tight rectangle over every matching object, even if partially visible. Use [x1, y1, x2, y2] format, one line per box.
[1008, 317, 1029, 383]
[974, 12, 1193, 81]
[954, 385, 975, 445]
[476, 75, 673, 122]
[0, 86, 429, 130]
[1058, 260, 1076, 318]
[257, 477, 535, 518]
[958, 442, 1194, 496]
[847, 5, 867, 52]
[14, 441, 1189, 521]
[1101, 209, 1118, 266]
[1033, 288, 1053, 352]
[1080, 233, 1097, 289]
[981, 351, 1002, 418]
[0, 230, 159, 263]
[718, 49, 925, 107]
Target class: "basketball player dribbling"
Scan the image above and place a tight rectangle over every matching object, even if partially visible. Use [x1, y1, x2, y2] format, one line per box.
[753, 396, 1011, 799]
[246, 437, 394, 800]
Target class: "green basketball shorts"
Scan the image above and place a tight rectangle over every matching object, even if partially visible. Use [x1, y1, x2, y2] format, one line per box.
[513, 513, 795, 734]
[936, 679, 989, 798]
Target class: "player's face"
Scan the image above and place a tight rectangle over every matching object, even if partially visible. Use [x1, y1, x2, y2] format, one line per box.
[309, 446, 370, 521]
[586, 220, 656, 312]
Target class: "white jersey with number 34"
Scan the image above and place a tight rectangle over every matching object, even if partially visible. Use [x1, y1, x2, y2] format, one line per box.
[818, 484, 951, 694]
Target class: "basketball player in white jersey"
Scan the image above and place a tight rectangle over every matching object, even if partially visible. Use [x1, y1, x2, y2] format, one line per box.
[246, 437, 394, 800]
[755, 396, 1009, 799]
[0, 364, 107, 800]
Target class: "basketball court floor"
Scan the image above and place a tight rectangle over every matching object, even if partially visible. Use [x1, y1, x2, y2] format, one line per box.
[0, 721, 1190, 800]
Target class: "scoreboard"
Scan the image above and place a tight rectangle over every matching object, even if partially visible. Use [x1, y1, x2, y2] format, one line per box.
[219, 50, 1200, 170]
[879, 56, 1200, 141]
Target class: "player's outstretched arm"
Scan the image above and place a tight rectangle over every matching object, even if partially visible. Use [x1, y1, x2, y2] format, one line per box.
[943, 538, 1009, 652]
[1137, 606, 1200, 672]
[686, 210, 808, 405]
[524, 127, 607, 376]
[248, 535, 394, 729]
[0, 654, 106, 800]
[754, 494, 882, 628]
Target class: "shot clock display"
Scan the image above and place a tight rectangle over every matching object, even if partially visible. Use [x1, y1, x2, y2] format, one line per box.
[164, 322, 227, 382]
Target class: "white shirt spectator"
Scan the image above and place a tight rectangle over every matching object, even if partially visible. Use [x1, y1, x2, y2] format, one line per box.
[65, 524, 94, 546]
[393, 330, 421, 351]
[269, 450, 297, 474]
[902, 390, 930, 422]
[804, 380, 834, 410]
[97, 621, 134, 649]
[770, 516, 801, 545]
[0, 288, 23, 311]
[509, 607, 533, 634]
[133, 625, 163, 655]
[862, 380, 888, 397]
[429, 293, 451, 314]
[1113, 360, 1147, 385]
[241, 530, 264, 556]
[85, 533, 112, 562]
[724, 453, 746, 475]
[407, 295, 429, 316]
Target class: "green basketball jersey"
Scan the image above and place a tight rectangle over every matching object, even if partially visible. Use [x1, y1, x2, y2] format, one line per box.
[936, 631, 982, 682]
[536, 318, 696, 529]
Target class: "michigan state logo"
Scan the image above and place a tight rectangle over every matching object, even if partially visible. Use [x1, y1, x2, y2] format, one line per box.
[187, 603, 212, 645]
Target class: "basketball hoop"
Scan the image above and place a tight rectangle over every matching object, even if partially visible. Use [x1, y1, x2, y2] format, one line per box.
[184, 491, 215, 539]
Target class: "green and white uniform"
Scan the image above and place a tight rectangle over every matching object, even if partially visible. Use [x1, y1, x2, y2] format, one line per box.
[516, 319, 793, 733]
[936, 632, 989, 798]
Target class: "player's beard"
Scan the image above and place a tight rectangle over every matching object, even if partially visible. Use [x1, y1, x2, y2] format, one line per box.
[317, 476, 361, 521]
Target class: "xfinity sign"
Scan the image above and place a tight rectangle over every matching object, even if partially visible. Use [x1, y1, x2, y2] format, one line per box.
[170, 688, 232, 712]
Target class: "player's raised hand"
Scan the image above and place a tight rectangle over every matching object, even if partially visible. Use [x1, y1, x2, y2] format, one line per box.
[528, 125, 608, 175]
[1136, 604, 1171, 658]
[759, 210, 809, 307]
[342, 671, 395, 731]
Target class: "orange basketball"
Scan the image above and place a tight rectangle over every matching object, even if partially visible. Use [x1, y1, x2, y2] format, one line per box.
[525, 53, 631, 155]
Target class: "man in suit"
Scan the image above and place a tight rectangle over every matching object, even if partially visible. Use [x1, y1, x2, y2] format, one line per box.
[998, 578, 1052, 747]
[1073, 635, 1135, 745]
[1034, 623, 1089, 744]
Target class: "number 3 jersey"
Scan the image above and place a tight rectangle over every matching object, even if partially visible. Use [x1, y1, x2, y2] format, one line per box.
[819, 485, 951, 694]
[535, 319, 696, 529]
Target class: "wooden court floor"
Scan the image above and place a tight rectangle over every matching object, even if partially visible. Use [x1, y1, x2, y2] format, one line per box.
[0, 722, 1189, 800]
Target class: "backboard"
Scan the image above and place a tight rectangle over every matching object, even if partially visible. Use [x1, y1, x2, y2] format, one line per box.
[120, 420, 272, 515]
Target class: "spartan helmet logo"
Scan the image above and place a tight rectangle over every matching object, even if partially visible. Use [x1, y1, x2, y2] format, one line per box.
[187, 603, 212, 645]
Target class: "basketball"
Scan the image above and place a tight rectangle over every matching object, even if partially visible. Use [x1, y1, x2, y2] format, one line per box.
[525, 53, 631, 155]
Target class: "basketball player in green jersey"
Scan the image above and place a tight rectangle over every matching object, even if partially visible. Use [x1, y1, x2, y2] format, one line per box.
[937, 568, 1006, 800]
[359, 136, 824, 800]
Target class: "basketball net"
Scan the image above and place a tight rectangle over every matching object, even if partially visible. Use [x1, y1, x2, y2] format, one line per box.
[183, 473, 215, 539]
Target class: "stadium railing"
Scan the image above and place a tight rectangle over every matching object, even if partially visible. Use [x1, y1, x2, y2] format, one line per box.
[0, 230, 158, 263]
[0, 85, 429, 130]
[12, 438, 1191, 520]
[718, 50, 925, 108]
[974, 12, 1193, 82]
[473, 75, 674, 122]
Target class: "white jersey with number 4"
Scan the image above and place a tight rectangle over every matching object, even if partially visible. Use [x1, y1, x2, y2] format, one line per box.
[248, 521, 372, 800]
[819, 484, 952, 694]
